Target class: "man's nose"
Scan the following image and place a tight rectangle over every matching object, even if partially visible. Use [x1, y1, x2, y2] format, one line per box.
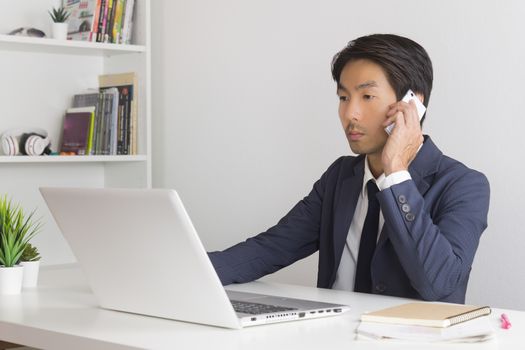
[344, 101, 361, 121]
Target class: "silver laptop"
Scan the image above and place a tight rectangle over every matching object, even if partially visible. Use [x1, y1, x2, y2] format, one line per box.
[40, 187, 350, 329]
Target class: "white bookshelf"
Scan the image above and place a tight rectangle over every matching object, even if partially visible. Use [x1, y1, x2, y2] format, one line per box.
[0, 33, 146, 55]
[0, 155, 148, 163]
[0, 0, 151, 265]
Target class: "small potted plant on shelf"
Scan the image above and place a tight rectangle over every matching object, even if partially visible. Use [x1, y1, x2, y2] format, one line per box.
[20, 243, 41, 288]
[48, 6, 70, 40]
[0, 196, 41, 295]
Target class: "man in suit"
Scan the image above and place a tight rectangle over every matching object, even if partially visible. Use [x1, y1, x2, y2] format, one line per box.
[208, 34, 490, 303]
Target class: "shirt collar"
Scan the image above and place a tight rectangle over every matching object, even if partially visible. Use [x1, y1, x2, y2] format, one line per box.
[362, 156, 385, 198]
[361, 138, 426, 196]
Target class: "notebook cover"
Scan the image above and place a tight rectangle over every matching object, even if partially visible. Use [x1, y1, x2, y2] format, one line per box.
[361, 302, 491, 328]
[60, 107, 95, 155]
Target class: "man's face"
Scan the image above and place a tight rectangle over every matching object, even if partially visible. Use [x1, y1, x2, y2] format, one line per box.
[337, 59, 397, 157]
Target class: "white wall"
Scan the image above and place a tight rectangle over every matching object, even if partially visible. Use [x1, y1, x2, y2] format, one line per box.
[151, 0, 525, 310]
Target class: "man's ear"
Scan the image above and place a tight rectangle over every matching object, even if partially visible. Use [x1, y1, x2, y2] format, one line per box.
[415, 93, 425, 105]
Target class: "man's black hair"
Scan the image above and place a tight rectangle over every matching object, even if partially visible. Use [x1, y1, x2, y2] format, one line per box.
[331, 34, 433, 123]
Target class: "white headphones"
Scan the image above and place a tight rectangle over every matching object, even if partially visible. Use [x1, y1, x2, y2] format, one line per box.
[1, 128, 52, 156]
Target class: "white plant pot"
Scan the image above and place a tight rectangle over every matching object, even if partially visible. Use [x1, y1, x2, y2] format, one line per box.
[21, 260, 40, 288]
[0, 265, 24, 295]
[52, 22, 69, 40]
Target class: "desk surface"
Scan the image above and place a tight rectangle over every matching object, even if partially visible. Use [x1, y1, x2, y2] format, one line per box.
[0, 264, 522, 350]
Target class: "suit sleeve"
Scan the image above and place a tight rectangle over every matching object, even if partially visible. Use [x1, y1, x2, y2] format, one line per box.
[208, 157, 344, 285]
[377, 169, 490, 301]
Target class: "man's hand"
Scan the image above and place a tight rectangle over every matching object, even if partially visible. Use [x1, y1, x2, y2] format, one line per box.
[381, 100, 424, 176]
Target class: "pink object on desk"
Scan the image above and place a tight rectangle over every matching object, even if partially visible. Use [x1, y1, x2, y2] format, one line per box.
[501, 313, 512, 329]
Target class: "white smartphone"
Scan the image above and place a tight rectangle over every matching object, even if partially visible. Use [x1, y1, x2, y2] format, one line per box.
[384, 89, 426, 135]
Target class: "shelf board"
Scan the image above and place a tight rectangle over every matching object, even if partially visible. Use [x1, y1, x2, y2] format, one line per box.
[0, 34, 146, 56]
[0, 155, 148, 163]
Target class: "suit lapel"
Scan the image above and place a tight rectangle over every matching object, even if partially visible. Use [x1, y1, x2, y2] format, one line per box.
[407, 136, 442, 196]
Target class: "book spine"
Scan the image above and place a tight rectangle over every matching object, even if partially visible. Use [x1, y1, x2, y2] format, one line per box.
[112, 0, 125, 44]
[117, 104, 124, 155]
[96, 0, 107, 42]
[121, 0, 134, 44]
[122, 87, 130, 155]
[131, 83, 137, 154]
[124, 93, 131, 155]
[101, 0, 110, 43]
[110, 89, 119, 155]
[106, 93, 114, 155]
[102, 93, 112, 155]
[90, 0, 102, 42]
[130, 99, 136, 154]
[105, 0, 115, 43]
[86, 110, 95, 154]
[95, 93, 105, 154]
[108, 0, 119, 43]
[117, 88, 125, 155]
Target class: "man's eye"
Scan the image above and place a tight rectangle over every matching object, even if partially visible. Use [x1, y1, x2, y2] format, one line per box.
[339, 96, 348, 102]
[363, 94, 375, 100]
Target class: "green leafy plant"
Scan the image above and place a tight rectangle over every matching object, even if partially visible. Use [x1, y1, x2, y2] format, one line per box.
[0, 196, 42, 267]
[20, 243, 41, 262]
[48, 6, 70, 23]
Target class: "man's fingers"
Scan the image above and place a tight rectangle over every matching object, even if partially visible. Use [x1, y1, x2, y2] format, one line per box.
[386, 101, 419, 126]
[383, 114, 398, 126]
[394, 111, 406, 128]
[383, 112, 405, 133]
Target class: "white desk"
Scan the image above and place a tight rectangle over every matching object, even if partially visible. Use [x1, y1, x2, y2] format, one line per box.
[0, 264, 522, 350]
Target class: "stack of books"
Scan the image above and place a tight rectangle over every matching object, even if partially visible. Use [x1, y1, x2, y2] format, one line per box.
[60, 72, 138, 155]
[64, 0, 135, 44]
[356, 302, 494, 343]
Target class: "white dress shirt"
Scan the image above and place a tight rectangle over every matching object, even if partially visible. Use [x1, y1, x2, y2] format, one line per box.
[331, 158, 411, 291]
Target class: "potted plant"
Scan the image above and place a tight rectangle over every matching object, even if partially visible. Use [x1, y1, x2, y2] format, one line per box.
[0, 196, 41, 294]
[49, 6, 70, 40]
[20, 243, 41, 288]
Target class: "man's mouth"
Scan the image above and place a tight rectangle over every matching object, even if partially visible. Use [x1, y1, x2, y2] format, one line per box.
[348, 130, 364, 141]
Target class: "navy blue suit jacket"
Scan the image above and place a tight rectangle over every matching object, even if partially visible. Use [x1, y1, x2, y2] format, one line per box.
[208, 136, 490, 303]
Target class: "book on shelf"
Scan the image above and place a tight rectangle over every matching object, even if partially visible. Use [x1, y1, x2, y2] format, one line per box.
[72, 91, 100, 154]
[64, 0, 99, 42]
[64, 0, 134, 44]
[103, 0, 115, 43]
[356, 302, 494, 343]
[120, 0, 135, 44]
[111, 0, 126, 44]
[99, 0, 110, 42]
[73, 90, 119, 155]
[60, 107, 96, 155]
[100, 87, 119, 155]
[96, 0, 107, 42]
[99, 72, 138, 155]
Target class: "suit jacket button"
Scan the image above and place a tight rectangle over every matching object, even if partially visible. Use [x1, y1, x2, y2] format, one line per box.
[401, 203, 411, 213]
[375, 283, 386, 293]
[398, 195, 407, 204]
[405, 213, 415, 221]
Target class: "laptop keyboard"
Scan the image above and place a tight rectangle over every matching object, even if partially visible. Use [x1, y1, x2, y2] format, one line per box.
[231, 300, 298, 315]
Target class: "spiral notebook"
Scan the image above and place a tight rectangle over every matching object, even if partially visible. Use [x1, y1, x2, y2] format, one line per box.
[361, 302, 491, 328]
